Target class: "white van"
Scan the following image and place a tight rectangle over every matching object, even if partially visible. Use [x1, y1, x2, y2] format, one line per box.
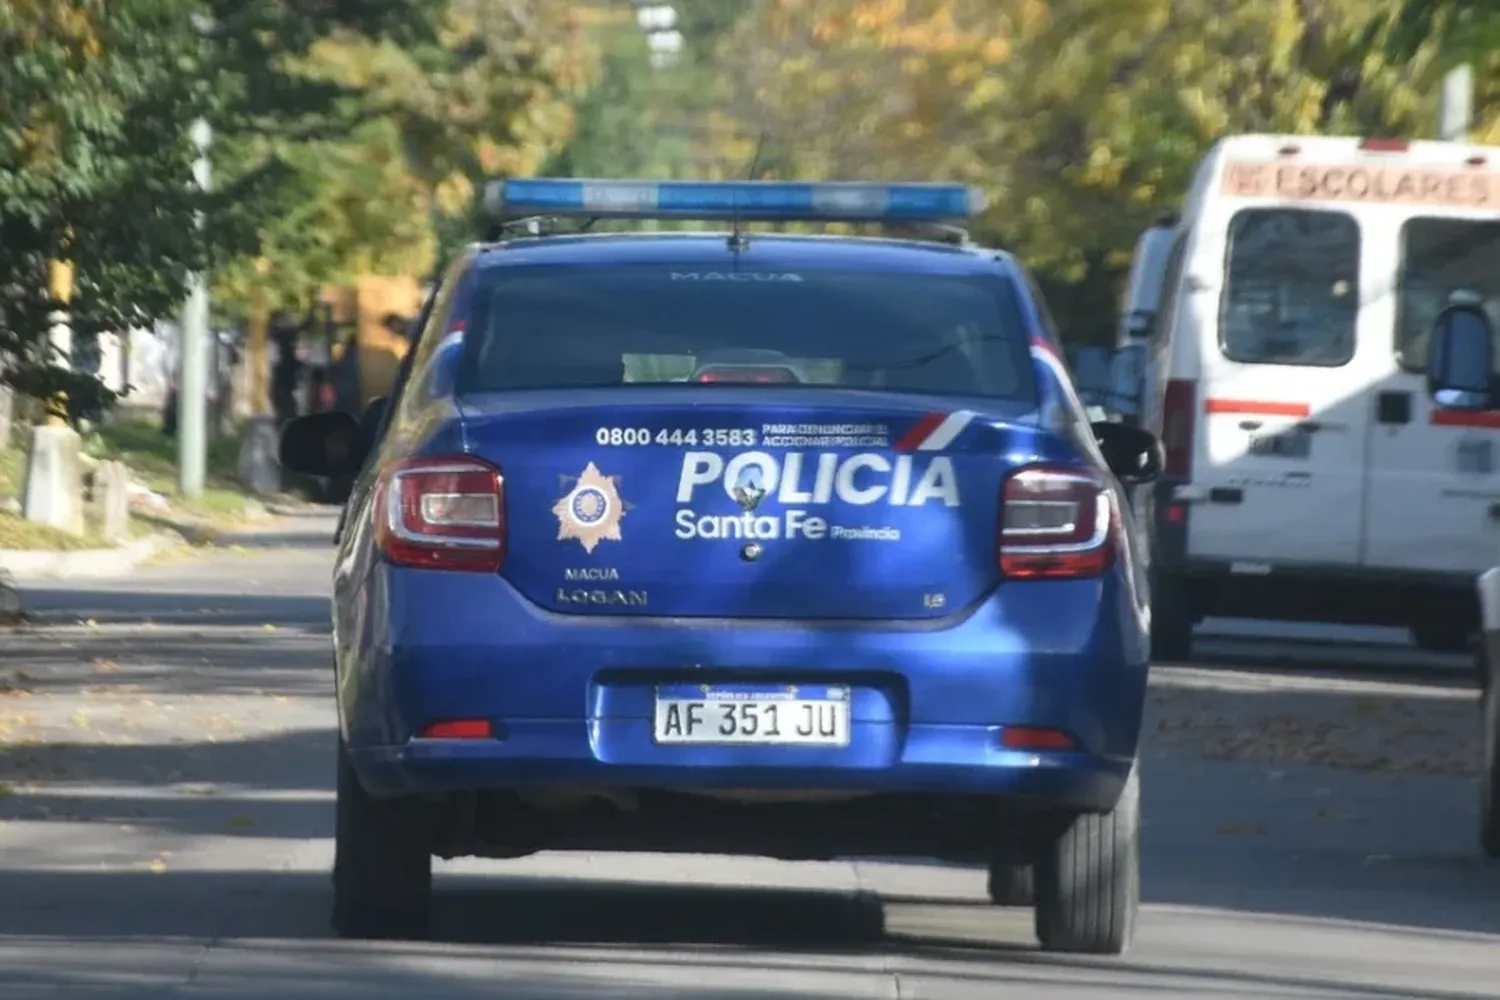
[1141, 133, 1500, 659]
[1118, 216, 1179, 347]
[1111, 217, 1179, 424]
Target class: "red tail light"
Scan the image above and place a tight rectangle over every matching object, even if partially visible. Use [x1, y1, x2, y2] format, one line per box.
[1359, 137, 1409, 153]
[1161, 378, 1197, 478]
[998, 467, 1117, 579]
[375, 456, 505, 572]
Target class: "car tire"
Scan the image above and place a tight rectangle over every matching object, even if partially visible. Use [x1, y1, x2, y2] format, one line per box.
[1479, 646, 1500, 860]
[986, 862, 1034, 907]
[1149, 570, 1193, 662]
[331, 737, 433, 940]
[1412, 621, 1473, 654]
[1034, 766, 1140, 955]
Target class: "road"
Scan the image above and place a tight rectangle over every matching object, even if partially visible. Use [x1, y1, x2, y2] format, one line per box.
[1, 514, 1497, 999]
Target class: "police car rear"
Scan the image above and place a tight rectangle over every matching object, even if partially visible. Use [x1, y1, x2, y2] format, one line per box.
[279, 179, 1161, 955]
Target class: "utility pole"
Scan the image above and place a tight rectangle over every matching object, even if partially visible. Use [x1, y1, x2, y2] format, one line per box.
[1440, 64, 1474, 142]
[177, 116, 212, 498]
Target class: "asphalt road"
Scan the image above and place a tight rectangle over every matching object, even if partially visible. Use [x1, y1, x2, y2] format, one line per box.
[1, 514, 1497, 999]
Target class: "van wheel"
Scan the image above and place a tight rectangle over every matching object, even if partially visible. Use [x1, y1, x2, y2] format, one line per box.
[986, 862, 1034, 906]
[1150, 571, 1194, 662]
[331, 738, 433, 940]
[1034, 767, 1140, 955]
[1479, 647, 1500, 859]
[1412, 622, 1473, 654]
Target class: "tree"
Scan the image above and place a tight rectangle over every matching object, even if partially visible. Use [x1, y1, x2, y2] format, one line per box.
[213, 0, 590, 314]
[711, 0, 1444, 342]
[0, 0, 210, 420]
[0, 0, 446, 422]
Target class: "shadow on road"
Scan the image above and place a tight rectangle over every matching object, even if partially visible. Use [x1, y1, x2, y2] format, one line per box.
[0, 866, 1494, 999]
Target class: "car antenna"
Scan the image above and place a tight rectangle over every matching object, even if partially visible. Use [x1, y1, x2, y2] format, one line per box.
[728, 132, 767, 253]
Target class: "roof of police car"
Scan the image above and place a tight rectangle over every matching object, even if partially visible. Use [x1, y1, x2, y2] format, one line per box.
[473, 231, 1019, 276]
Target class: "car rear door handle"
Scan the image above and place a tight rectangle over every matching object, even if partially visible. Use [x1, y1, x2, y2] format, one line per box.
[1376, 390, 1411, 425]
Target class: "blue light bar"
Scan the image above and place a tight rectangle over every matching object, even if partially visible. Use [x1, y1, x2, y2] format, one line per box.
[483, 179, 986, 224]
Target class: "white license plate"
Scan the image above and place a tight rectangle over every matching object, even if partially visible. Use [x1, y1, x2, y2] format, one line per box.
[652, 684, 851, 746]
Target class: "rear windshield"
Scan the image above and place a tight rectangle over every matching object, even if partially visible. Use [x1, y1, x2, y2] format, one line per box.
[1397, 217, 1500, 373]
[455, 265, 1038, 402]
[1219, 207, 1360, 367]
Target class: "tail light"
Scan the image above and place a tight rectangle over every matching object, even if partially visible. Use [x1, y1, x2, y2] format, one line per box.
[999, 467, 1117, 579]
[1161, 378, 1197, 478]
[375, 456, 505, 572]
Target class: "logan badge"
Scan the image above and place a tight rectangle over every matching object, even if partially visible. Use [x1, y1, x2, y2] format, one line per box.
[554, 462, 628, 553]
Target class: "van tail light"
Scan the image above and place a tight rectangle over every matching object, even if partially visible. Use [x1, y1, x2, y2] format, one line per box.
[1161, 378, 1197, 478]
[999, 467, 1118, 579]
[375, 456, 505, 572]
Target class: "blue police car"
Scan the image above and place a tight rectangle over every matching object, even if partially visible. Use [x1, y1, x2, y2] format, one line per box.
[278, 179, 1163, 955]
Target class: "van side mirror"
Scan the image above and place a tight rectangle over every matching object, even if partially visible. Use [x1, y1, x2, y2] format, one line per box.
[1092, 421, 1163, 483]
[1427, 303, 1495, 411]
[278, 411, 365, 478]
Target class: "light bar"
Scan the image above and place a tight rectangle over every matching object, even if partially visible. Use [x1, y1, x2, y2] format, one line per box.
[483, 179, 986, 224]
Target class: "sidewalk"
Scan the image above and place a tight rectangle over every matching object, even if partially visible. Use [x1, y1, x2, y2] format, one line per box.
[0, 503, 339, 585]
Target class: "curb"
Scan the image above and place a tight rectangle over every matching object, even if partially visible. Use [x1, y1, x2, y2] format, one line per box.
[0, 532, 186, 580]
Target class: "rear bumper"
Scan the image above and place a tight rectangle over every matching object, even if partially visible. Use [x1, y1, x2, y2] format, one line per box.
[337, 565, 1150, 813]
[1148, 481, 1477, 625]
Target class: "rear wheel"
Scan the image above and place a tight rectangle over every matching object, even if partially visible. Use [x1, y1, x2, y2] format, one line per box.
[985, 862, 1034, 907]
[1149, 570, 1194, 662]
[1034, 767, 1140, 955]
[1479, 646, 1500, 859]
[331, 738, 433, 940]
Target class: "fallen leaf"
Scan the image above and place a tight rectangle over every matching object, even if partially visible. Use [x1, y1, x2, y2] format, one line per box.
[148, 858, 166, 874]
[227, 815, 254, 829]
[1316, 808, 1357, 822]
[1216, 822, 1266, 836]
[262, 623, 277, 632]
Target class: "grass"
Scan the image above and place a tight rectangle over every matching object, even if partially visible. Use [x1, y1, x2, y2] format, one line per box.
[84, 417, 252, 525]
[0, 414, 258, 549]
[0, 511, 114, 551]
[0, 448, 21, 499]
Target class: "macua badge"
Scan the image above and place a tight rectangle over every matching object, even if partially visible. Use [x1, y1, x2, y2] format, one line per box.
[554, 462, 629, 553]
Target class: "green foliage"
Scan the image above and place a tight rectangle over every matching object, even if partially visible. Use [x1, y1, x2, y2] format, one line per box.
[0, 0, 588, 425]
[709, 0, 1483, 344]
[0, 0, 209, 420]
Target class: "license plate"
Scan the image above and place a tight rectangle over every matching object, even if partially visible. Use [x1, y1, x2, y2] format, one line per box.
[1248, 430, 1310, 459]
[653, 683, 851, 746]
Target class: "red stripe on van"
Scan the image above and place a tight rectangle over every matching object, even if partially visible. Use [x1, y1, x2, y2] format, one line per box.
[1431, 409, 1500, 429]
[1203, 398, 1311, 418]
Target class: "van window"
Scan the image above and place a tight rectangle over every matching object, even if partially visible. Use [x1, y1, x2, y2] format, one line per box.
[1219, 208, 1359, 367]
[1396, 217, 1500, 373]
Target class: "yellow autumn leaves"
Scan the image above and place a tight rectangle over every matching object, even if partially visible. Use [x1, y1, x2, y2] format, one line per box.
[708, 0, 1484, 330]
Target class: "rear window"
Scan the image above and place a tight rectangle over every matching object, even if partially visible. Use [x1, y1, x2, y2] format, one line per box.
[1219, 208, 1360, 367]
[455, 265, 1038, 402]
[1397, 217, 1500, 373]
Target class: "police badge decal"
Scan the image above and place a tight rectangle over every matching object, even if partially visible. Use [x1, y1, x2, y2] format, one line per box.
[554, 462, 629, 553]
